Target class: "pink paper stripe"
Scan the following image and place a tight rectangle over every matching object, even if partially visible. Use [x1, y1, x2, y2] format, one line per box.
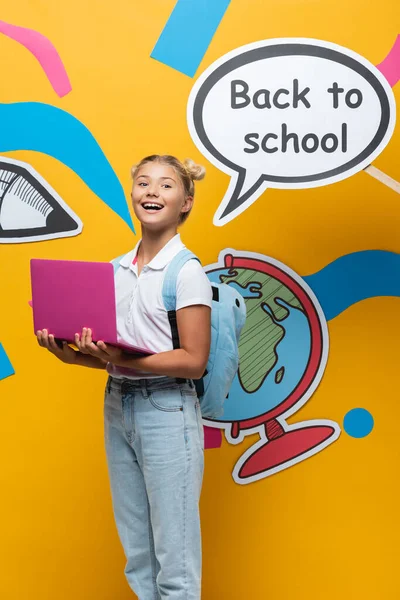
[376, 34, 400, 87]
[0, 19, 72, 97]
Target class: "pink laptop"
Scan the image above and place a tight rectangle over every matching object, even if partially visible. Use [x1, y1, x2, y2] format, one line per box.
[30, 258, 153, 355]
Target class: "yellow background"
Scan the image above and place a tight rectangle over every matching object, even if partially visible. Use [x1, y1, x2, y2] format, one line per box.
[0, 1, 399, 598]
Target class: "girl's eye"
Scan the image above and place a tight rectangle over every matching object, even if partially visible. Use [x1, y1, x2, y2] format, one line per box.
[138, 182, 148, 187]
[163, 184, 172, 189]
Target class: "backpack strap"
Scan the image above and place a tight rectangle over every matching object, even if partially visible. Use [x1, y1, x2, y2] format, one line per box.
[162, 249, 200, 350]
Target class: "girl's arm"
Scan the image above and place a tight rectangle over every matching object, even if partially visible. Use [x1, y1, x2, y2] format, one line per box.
[118, 304, 211, 379]
[74, 353, 107, 370]
[80, 304, 211, 379]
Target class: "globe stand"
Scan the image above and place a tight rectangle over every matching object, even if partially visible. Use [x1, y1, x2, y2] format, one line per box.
[236, 418, 337, 481]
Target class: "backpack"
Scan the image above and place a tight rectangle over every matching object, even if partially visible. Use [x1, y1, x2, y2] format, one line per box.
[162, 249, 246, 419]
[111, 249, 246, 419]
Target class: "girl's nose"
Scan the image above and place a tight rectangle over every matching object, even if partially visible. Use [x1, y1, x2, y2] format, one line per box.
[146, 186, 159, 197]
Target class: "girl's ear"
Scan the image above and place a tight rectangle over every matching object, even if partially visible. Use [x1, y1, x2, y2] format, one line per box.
[181, 196, 193, 214]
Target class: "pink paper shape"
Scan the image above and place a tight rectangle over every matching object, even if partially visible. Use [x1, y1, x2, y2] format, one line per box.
[204, 426, 222, 449]
[0, 19, 72, 97]
[377, 34, 400, 87]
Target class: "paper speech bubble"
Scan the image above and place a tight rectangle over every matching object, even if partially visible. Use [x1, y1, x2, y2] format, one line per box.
[187, 38, 396, 226]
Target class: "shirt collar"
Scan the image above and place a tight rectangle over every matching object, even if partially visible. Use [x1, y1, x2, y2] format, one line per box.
[119, 234, 185, 271]
[119, 239, 141, 269]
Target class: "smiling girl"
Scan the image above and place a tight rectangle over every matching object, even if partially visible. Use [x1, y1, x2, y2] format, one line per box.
[37, 155, 212, 600]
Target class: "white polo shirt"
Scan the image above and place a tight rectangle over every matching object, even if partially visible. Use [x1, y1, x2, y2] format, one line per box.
[107, 234, 212, 379]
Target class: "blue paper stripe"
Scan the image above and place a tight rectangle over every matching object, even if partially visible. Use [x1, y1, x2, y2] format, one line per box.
[0, 102, 134, 232]
[151, 0, 231, 77]
[303, 250, 400, 321]
[0, 343, 14, 381]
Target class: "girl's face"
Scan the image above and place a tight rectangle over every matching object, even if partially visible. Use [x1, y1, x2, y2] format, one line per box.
[131, 162, 193, 231]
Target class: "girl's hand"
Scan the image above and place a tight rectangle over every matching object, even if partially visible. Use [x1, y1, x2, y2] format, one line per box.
[36, 329, 77, 365]
[74, 328, 125, 365]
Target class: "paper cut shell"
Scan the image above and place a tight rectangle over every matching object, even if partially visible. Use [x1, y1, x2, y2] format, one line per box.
[0, 157, 82, 243]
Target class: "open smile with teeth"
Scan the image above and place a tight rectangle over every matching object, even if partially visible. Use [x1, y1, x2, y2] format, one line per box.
[142, 202, 164, 212]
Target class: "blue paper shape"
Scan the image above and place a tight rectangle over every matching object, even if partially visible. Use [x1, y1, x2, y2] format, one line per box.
[0, 102, 134, 231]
[303, 250, 400, 321]
[151, 0, 231, 77]
[0, 343, 14, 381]
[343, 408, 374, 438]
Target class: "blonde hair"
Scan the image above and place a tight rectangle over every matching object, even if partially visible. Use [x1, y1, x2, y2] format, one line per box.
[131, 155, 206, 224]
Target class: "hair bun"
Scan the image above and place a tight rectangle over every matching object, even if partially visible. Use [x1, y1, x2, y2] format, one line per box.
[183, 158, 206, 181]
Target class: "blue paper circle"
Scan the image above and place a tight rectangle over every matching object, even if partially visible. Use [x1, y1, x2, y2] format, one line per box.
[343, 408, 374, 438]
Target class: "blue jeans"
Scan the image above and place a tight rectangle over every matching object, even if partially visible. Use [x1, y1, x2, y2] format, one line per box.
[104, 376, 204, 599]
